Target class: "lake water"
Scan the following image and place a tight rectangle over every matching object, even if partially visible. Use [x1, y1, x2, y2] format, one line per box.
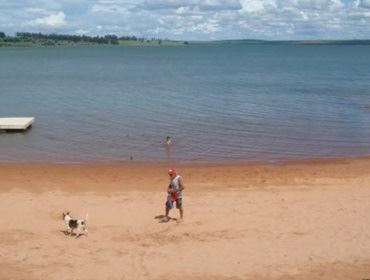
[1, 44, 370, 163]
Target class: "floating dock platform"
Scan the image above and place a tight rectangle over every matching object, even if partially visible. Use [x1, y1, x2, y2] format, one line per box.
[0, 117, 35, 131]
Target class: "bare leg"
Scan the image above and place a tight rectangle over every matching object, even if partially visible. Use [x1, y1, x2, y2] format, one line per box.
[179, 207, 183, 221]
[165, 206, 170, 220]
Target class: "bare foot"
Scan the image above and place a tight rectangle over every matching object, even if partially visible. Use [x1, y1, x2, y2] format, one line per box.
[160, 216, 171, 223]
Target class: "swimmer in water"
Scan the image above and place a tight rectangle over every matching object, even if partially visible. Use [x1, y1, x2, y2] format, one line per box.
[165, 136, 172, 146]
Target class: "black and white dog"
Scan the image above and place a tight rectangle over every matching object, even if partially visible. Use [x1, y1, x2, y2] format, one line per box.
[62, 212, 88, 238]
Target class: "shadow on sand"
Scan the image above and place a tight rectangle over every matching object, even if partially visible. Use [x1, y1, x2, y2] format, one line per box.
[60, 230, 85, 238]
[154, 215, 178, 223]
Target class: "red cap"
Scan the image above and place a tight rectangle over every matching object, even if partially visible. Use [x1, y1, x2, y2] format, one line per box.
[168, 168, 176, 175]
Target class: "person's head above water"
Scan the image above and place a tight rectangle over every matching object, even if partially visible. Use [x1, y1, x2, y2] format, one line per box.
[165, 136, 172, 146]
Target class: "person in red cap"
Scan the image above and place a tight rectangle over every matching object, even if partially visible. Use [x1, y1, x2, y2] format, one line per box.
[164, 168, 185, 222]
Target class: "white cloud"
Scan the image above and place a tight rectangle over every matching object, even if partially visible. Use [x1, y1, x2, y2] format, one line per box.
[139, 0, 241, 11]
[91, 3, 129, 14]
[30, 12, 67, 27]
[284, 0, 327, 9]
[330, 0, 345, 10]
[359, 0, 370, 8]
[191, 21, 220, 33]
[240, 0, 277, 13]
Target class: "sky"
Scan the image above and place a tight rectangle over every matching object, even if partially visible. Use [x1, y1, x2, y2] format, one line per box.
[0, 0, 370, 40]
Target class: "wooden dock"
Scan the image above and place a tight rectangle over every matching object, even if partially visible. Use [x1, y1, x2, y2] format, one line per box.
[0, 117, 35, 131]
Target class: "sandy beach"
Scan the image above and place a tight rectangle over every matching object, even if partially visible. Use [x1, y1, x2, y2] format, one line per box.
[1, 157, 370, 279]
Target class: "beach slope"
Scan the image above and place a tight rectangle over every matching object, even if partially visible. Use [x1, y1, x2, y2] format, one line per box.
[1, 158, 370, 279]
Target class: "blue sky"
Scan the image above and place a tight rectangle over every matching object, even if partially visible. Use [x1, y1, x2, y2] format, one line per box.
[0, 0, 369, 40]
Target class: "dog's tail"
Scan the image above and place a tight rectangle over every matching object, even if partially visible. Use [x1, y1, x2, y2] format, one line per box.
[85, 213, 89, 221]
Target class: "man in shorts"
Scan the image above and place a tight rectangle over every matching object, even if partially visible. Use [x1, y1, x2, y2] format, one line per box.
[165, 168, 185, 222]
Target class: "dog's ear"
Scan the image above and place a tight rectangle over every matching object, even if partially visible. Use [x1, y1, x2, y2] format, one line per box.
[66, 212, 70, 215]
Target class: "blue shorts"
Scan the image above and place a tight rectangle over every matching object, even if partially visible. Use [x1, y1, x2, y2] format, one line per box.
[166, 197, 183, 209]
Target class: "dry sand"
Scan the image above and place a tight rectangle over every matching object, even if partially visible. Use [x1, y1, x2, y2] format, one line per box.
[1, 157, 370, 279]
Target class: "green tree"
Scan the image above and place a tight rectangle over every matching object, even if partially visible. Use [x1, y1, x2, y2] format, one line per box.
[0, 32, 5, 38]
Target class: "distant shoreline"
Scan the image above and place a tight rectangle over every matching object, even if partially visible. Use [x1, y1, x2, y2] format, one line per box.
[1, 34, 370, 48]
[0, 39, 187, 48]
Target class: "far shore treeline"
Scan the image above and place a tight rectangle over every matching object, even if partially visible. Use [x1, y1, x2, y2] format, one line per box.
[0, 31, 187, 47]
[1, 31, 370, 47]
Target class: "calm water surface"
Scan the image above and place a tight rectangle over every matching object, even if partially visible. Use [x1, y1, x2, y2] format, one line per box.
[1, 44, 370, 162]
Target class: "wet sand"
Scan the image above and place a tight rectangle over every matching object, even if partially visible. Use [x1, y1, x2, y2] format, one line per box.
[1, 157, 370, 279]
